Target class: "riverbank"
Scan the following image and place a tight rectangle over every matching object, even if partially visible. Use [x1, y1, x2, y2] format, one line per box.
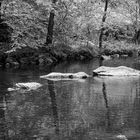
[0, 41, 98, 68]
[102, 40, 140, 56]
[0, 40, 139, 69]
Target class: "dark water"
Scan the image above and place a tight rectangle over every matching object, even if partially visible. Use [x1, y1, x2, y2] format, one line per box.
[1, 58, 140, 140]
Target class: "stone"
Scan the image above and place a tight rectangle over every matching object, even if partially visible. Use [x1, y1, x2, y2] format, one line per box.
[80, 55, 85, 60]
[111, 54, 119, 58]
[5, 63, 10, 68]
[39, 58, 44, 65]
[120, 54, 128, 58]
[100, 55, 111, 60]
[39, 54, 45, 58]
[93, 66, 140, 76]
[5, 57, 20, 68]
[116, 135, 127, 140]
[40, 72, 89, 80]
[6, 57, 13, 63]
[20, 58, 29, 65]
[44, 58, 53, 65]
[12, 62, 20, 67]
[8, 82, 42, 92]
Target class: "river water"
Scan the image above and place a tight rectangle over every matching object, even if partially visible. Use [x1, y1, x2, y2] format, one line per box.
[1, 57, 140, 140]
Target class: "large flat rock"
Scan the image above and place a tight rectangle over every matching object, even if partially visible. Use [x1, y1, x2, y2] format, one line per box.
[93, 66, 140, 76]
[40, 72, 89, 81]
[8, 82, 42, 91]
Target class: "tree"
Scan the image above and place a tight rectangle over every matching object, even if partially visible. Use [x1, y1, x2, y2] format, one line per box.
[46, 0, 57, 45]
[135, 0, 140, 43]
[99, 0, 109, 56]
[0, 0, 3, 22]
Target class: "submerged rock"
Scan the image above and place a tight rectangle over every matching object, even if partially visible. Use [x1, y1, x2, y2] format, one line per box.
[93, 66, 140, 76]
[40, 72, 89, 80]
[8, 82, 42, 91]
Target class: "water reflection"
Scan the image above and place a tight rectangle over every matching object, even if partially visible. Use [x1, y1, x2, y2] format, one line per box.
[133, 78, 140, 131]
[47, 80, 59, 135]
[102, 82, 111, 131]
[0, 95, 7, 139]
[1, 58, 140, 139]
[0, 74, 11, 140]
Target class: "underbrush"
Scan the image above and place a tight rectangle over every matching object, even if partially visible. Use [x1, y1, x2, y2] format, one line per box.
[103, 40, 140, 56]
[1, 39, 139, 68]
[49, 41, 98, 61]
[0, 41, 99, 68]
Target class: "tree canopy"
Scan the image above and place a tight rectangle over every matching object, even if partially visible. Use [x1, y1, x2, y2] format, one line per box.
[0, 0, 139, 50]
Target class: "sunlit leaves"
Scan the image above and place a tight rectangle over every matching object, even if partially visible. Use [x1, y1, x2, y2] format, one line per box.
[2, 0, 48, 48]
[1, 0, 138, 49]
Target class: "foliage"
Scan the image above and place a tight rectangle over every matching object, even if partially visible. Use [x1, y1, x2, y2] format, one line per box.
[0, 0, 139, 53]
[103, 40, 139, 55]
[2, 0, 48, 49]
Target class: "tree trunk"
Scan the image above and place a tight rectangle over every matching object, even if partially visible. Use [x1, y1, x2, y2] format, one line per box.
[137, 0, 140, 15]
[99, 0, 109, 56]
[46, 10, 55, 45]
[135, 0, 140, 44]
[0, 0, 3, 22]
[0, 0, 12, 43]
[46, 0, 57, 45]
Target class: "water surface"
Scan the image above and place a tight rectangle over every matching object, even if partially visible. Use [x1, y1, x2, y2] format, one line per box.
[1, 58, 140, 140]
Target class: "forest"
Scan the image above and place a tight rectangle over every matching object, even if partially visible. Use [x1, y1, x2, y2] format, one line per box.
[0, 0, 140, 68]
[1, 1, 140, 140]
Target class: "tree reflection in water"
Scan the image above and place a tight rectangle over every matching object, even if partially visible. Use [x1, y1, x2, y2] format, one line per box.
[102, 82, 111, 131]
[132, 78, 140, 131]
[0, 94, 7, 139]
[47, 80, 59, 135]
[0, 78, 10, 140]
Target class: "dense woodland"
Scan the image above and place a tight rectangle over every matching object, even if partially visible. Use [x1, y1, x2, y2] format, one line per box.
[0, 0, 140, 68]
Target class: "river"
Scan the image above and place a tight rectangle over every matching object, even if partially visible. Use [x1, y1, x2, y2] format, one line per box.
[0, 57, 140, 140]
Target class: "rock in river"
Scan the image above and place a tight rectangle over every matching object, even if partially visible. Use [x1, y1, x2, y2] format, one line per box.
[40, 72, 89, 80]
[8, 82, 42, 91]
[93, 66, 140, 76]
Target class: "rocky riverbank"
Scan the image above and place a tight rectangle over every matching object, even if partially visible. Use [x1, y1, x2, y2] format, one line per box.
[0, 40, 139, 69]
[0, 42, 97, 69]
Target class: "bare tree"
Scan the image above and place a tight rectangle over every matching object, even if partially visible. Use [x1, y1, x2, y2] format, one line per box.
[46, 0, 57, 45]
[99, 0, 109, 56]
